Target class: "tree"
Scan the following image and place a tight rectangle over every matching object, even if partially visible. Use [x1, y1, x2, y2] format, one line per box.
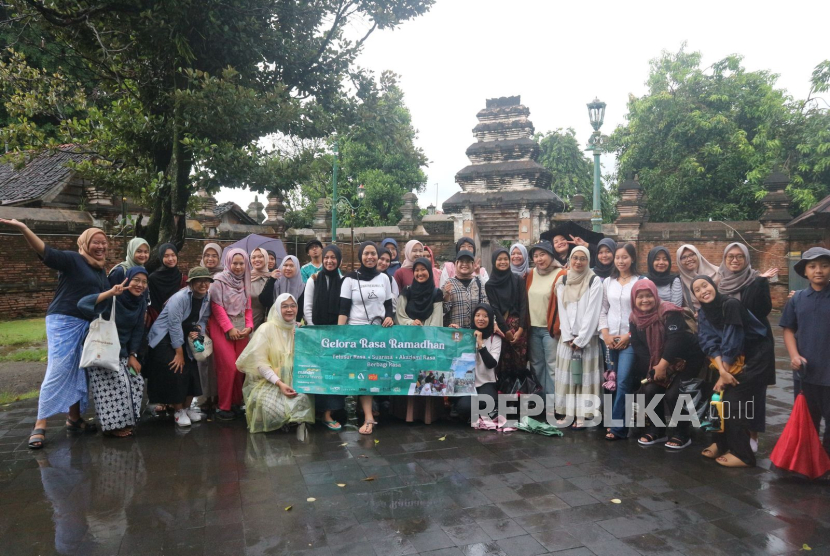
[607, 46, 793, 222]
[535, 128, 615, 221]
[284, 71, 428, 228]
[0, 0, 433, 248]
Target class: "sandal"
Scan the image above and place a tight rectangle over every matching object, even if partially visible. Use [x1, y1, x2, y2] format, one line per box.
[701, 442, 722, 459]
[66, 418, 97, 433]
[605, 432, 625, 441]
[638, 433, 668, 446]
[323, 420, 342, 431]
[103, 428, 133, 438]
[359, 420, 377, 435]
[28, 429, 46, 450]
[716, 453, 751, 468]
[665, 436, 691, 450]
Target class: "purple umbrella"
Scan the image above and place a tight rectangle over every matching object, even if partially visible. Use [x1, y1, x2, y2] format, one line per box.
[227, 234, 288, 267]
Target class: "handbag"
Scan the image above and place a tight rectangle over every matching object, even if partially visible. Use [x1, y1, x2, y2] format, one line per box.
[80, 297, 121, 372]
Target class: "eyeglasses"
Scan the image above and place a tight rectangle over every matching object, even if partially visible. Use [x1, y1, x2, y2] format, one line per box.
[130, 279, 148, 286]
[281, 304, 298, 310]
[679, 254, 697, 262]
[571, 257, 589, 263]
[725, 254, 746, 262]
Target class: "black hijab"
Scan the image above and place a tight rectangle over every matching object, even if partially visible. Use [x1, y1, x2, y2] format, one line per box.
[118, 266, 149, 314]
[312, 245, 343, 325]
[148, 243, 183, 309]
[593, 238, 617, 279]
[266, 250, 277, 271]
[404, 258, 442, 321]
[456, 236, 476, 256]
[471, 303, 495, 340]
[693, 275, 742, 329]
[349, 242, 381, 282]
[485, 248, 521, 317]
[647, 246, 678, 287]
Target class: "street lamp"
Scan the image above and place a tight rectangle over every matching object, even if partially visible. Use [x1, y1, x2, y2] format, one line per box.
[586, 97, 606, 232]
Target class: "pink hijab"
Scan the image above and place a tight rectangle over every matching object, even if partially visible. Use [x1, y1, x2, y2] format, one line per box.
[210, 248, 251, 316]
[400, 240, 423, 270]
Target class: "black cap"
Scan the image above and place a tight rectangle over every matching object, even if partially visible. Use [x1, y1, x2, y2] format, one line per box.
[794, 247, 830, 278]
[305, 239, 323, 253]
[455, 249, 475, 262]
[528, 241, 555, 260]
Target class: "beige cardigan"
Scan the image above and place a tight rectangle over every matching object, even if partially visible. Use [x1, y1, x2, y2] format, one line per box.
[395, 296, 444, 327]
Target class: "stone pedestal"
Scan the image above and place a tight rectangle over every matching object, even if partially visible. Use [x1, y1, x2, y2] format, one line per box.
[614, 176, 648, 241]
[263, 192, 287, 235]
[311, 198, 331, 242]
[247, 195, 265, 224]
[397, 191, 422, 232]
[194, 189, 220, 237]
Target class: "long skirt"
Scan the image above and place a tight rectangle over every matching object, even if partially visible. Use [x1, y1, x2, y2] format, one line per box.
[243, 376, 314, 433]
[210, 318, 248, 411]
[38, 314, 90, 420]
[496, 315, 528, 375]
[88, 358, 144, 431]
[146, 335, 202, 405]
[553, 336, 603, 419]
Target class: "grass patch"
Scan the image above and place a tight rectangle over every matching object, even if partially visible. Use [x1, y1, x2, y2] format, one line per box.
[0, 318, 46, 346]
[0, 389, 39, 405]
[0, 348, 48, 362]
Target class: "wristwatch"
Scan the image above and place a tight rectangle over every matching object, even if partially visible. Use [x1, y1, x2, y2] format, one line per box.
[129, 352, 139, 359]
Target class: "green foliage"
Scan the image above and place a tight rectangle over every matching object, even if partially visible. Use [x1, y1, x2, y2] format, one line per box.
[535, 128, 615, 222]
[0, 0, 433, 246]
[285, 71, 428, 228]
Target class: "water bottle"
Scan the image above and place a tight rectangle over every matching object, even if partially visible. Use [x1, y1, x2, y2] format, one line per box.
[570, 348, 583, 382]
[709, 392, 725, 433]
[193, 338, 205, 353]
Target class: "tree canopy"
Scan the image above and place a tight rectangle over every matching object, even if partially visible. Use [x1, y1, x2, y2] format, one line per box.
[535, 128, 615, 222]
[607, 46, 830, 222]
[0, 0, 433, 247]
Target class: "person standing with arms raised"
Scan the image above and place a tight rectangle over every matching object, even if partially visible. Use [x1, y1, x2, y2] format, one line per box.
[0, 219, 109, 449]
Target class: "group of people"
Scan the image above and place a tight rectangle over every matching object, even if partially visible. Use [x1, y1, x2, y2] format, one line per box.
[4, 216, 829, 471]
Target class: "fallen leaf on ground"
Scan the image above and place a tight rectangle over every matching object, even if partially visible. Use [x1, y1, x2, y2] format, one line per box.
[610, 499, 621, 504]
[803, 544, 812, 551]
[438, 435, 447, 441]
[358, 454, 368, 458]
[374, 439, 379, 444]
[285, 505, 292, 511]
[339, 442, 348, 447]
[337, 483, 346, 487]
[307, 497, 316, 502]
[362, 475, 377, 482]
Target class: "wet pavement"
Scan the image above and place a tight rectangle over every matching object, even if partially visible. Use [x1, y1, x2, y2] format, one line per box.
[1, 320, 829, 556]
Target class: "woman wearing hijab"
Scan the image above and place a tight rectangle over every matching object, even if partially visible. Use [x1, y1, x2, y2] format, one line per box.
[236, 293, 315, 434]
[646, 246, 683, 306]
[339, 242, 395, 435]
[455, 304, 503, 421]
[592, 238, 617, 281]
[201, 243, 224, 275]
[486, 248, 528, 374]
[693, 275, 773, 467]
[397, 258, 444, 326]
[393, 239, 425, 291]
[676, 244, 719, 312]
[553, 246, 603, 427]
[147, 267, 213, 427]
[209, 248, 254, 421]
[718, 242, 776, 451]
[147, 243, 186, 325]
[630, 280, 704, 449]
[509, 243, 530, 278]
[303, 245, 346, 430]
[0, 219, 110, 448]
[525, 240, 567, 404]
[376, 247, 401, 302]
[440, 237, 489, 287]
[108, 237, 150, 286]
[259, 255, 303, 317]
[380, 238, 401, 277]
[266, 250, 277, 272]
[249, 247, 271, 330]
[423, 245, 441, 286]
[78, 266, 149, 437]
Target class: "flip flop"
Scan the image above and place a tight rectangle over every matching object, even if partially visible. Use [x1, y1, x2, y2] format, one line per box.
[665, 437, 691, 450]
[323, 420, 342, 431]
[638, 433, 668, 446]
[716, 453, 751, 468]
[359, 421, 377, 435]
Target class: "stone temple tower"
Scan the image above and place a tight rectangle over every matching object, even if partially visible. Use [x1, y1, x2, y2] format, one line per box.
[443, 96, 564, 248]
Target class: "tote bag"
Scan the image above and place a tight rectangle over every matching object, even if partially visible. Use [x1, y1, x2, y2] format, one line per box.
[80, 298, 121, 371]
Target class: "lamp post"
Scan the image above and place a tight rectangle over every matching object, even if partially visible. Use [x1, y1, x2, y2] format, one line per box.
[330, 140, 340, 241]
[586, 97, 606, 233]
[330, 184, 365, 268]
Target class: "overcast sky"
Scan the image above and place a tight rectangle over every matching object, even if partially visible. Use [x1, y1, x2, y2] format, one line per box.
[217, 0, 830, 215]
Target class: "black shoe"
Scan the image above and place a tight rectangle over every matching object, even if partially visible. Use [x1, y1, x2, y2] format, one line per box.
[216, 410, 236, 421]
[232, 405, 246, 416]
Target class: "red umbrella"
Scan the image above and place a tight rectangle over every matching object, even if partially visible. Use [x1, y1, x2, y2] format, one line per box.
[770, 393, 830, 479]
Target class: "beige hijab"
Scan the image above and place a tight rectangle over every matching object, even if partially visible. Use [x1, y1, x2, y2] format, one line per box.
[676, 244, 719, 310]
[561, 246, 595, 304]
[77, 228, 108, 269]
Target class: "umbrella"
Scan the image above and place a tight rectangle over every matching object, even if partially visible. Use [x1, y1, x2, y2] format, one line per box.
[541, 221, 605, 245]
[770, 393, 830, 479]
[228, 234, 288, 267]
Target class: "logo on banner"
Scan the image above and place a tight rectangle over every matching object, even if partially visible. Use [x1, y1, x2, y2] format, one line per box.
[452, 332, 462, 342]
[368, 374, 378, 381]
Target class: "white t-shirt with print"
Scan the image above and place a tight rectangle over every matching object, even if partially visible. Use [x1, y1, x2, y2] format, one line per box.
[340, 273, 393, 325]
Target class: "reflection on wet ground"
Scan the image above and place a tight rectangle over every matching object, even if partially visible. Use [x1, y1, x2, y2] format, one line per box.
[0, 323, 828, 555]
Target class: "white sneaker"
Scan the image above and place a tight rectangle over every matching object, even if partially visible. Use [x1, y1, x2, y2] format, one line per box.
[186, 409, 202, 423]
[174, 409, 192, 427]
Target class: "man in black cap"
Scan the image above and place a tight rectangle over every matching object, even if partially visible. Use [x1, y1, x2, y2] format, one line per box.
[301, 239, 324, 283]
[780, 247, 830, 455]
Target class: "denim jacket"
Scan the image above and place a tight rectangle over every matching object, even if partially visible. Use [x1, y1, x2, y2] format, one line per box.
[147, 287, 211, 359]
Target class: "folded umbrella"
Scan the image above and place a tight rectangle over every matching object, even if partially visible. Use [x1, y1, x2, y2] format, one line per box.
[770, 393, 830, 480]
[516, 416, 564, 437]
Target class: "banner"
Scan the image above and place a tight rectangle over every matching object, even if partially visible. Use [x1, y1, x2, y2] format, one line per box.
[293, 325, 478, 396]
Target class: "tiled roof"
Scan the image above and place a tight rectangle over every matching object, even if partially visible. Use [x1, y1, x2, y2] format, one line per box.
[0, 149, 87, 206]
[214, 202, 235, 217]
[214, 201, 257, 224]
